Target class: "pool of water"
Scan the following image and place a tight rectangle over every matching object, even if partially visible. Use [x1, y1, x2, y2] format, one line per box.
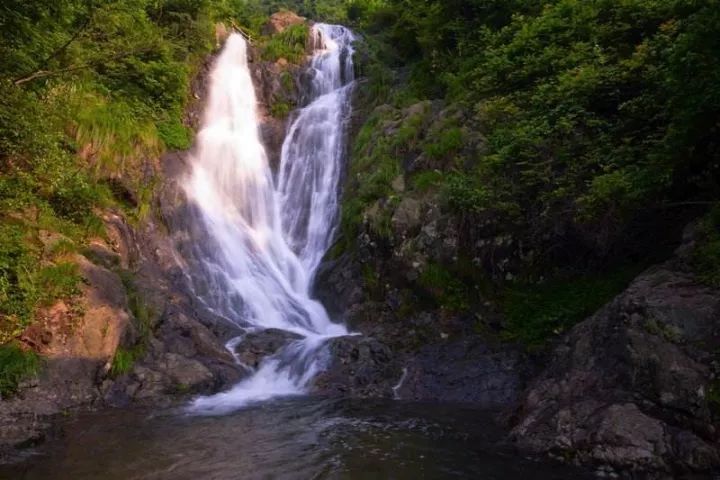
[2, 397, 591, 479]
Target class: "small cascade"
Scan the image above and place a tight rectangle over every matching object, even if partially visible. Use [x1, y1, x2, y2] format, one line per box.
[181, 24, 356, 414]
[278, 25, 356, 278]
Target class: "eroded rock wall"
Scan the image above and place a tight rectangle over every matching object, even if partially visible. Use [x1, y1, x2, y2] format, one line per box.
[510, 227, 720, 475]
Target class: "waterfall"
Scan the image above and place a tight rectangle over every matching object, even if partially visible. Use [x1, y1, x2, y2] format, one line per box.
[182, 24, 355, 414]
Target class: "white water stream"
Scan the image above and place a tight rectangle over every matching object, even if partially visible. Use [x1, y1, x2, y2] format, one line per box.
[182, 25, 355, 413]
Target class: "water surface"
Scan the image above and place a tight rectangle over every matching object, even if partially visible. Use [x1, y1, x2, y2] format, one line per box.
[3, 398, 591, 479]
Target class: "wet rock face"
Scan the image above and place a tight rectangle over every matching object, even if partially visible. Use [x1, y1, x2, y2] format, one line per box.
[395, 337, 530, 408]
[233, 329, 303, 369]
[312, 336, 401, 398]
[103, 308, 246, 407]
[510, 261, 720, 474]
[250, 59, 302, 171]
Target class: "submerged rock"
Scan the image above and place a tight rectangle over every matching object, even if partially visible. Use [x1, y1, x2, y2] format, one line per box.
[233, 329, 304, 369]
[312, 336, 401, 398]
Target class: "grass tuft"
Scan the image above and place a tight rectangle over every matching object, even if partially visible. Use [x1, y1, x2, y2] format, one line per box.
[0, 343, 40, 397]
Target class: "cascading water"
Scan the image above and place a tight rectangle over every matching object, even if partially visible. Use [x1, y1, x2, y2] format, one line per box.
[278, 25, 356, 278]
[182, 24, 356, 414]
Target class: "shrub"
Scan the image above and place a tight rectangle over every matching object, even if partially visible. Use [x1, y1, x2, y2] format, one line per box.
[0, 343, 40, 397]
[110, 347, 139, 377]
[418, 263, 471, 312]
[501, 267, 642, 347]
[411, 170, 444, 192]
[691, 207, 720, 288]
[423, 127, 463, 160]
[270, 101, 292, 118]
[261, 24, 309, 64]
[157, 117, 193, 151]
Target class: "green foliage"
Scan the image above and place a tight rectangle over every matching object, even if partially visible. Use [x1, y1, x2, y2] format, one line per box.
[346, 0, 720, 271]
[261, 24, 309, 63]
[340, 103, 437, 246]
[501, 267, 642, 347]
[0, 224, 38, 328]
[35, 262, 82, 306]
[0, 343, 40, 397]
[157, 117, 193, 151]
[270, 101, 293, 118]
[418, 263, 471, 312]
[411, 170, 443, 192]
[0, 0, 223, 210]
[118, 270, 154, 340]
[110, 346, 139, 377]
[0, 0, 233, 345]
[691, 207, 720, 287]
[361, 263, 382, 299]
[423, 127, 463, 161]
[48, 239, 78, 258]
[443, 173, 492, 215]
[108, 270, 155, 377]
[0, 222, 82, 342]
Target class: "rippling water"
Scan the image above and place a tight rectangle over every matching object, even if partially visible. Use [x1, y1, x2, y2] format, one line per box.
[2, 399, 591, 479]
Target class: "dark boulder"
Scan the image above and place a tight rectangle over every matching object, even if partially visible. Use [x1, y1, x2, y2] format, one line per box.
[396, 336, 531, 407]
[233, 329, 304, 369]
[510, 260, 720, 475]
[312, 336, 401, 398]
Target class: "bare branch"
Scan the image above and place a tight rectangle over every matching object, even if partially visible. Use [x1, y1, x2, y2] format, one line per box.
[13, 3, 98, 85]
[14, 48, 153, 86]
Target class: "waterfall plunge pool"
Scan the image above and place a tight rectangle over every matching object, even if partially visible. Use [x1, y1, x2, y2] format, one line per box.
[2, 398, 592, 479]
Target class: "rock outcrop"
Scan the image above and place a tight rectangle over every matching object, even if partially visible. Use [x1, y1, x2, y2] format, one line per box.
[321, 81, 720, 476]
[233, 329, 303, 369]
[1, 247, 133, 462]
[396, 337, 531, 407]
[510, 231, 720, 476]
[262, 10, 306, 36]
[312, 336, 400, 398]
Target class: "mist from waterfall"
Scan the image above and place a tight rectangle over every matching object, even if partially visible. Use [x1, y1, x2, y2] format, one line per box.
[181, 25, 355, 414]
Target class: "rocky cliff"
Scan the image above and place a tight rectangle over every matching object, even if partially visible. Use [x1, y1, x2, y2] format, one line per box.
[509, 225, 720, 476]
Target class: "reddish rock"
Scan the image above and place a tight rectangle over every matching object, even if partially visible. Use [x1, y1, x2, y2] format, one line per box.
[263, 10, 306, 35]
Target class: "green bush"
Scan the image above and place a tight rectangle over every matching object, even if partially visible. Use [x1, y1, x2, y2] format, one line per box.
[35, 262, 82, 306]
[0, 224, 37, 325]
[0, 343, 40, 397]
[411, 170, 443, 192]
[418, 263, 471, 312]
[261, 24, 309, 64]
[270, 101, 293, 118]
[0, 225, 82, 341]
[691, 207, 720, 288]
[157, 117, 193, 151]
[344, 0, 720, 273]
[110, 347, 139, 377]
[423, 127, 463, 160]
[501, 267, 642, 347]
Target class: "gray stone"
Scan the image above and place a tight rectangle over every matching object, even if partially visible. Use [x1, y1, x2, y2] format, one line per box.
[396, 337, 529, 407]
[311, 336, 400, 398]
[510, 262, 720, 473]
[391, 197, 422, 236]
[233, 329, 304, 368]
